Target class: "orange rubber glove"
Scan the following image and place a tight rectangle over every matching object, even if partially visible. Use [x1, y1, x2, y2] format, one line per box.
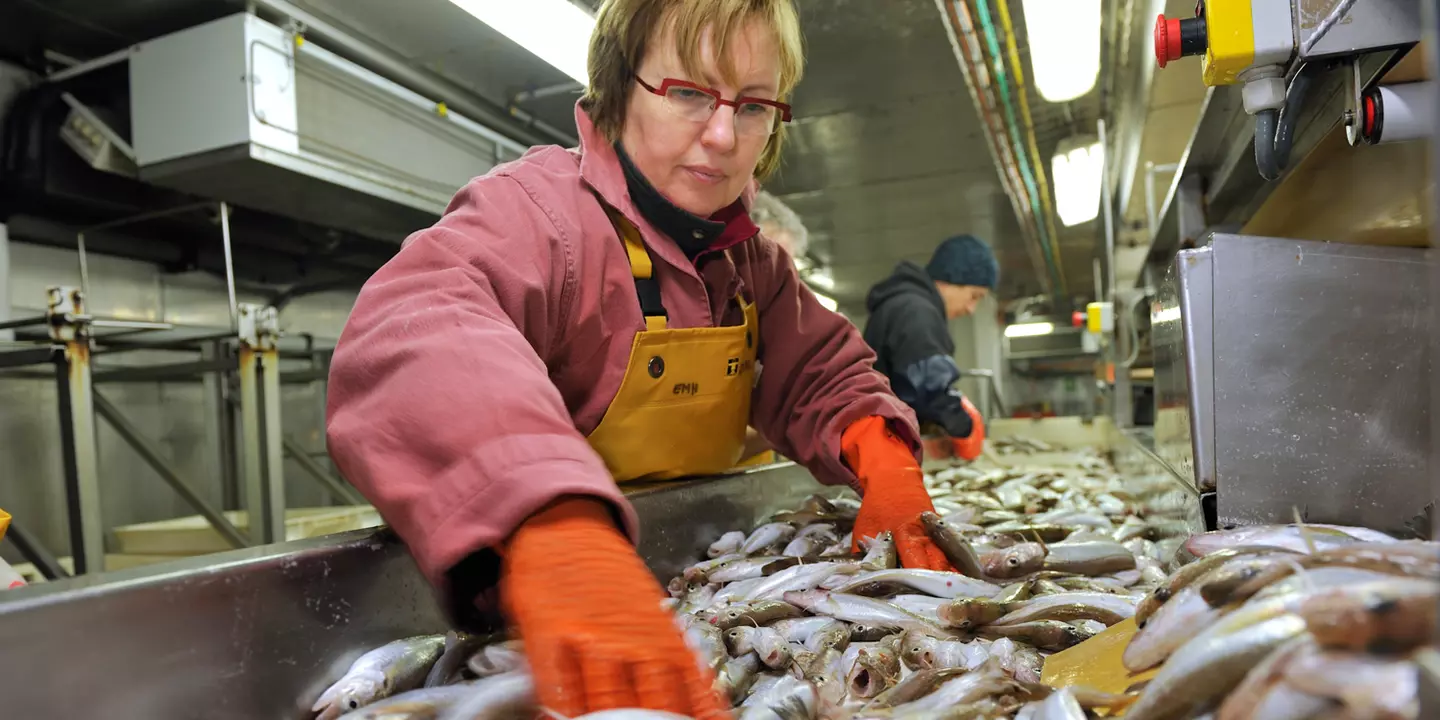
[951, 397, 986, 461]
[841, 416, 954, 572]
[501, 498, 729, 719]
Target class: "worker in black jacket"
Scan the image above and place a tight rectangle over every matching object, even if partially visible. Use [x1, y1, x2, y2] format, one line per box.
[862, 235, 997, 460]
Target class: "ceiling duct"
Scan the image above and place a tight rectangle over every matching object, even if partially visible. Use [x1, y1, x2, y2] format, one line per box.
[128, 13, 524, 244]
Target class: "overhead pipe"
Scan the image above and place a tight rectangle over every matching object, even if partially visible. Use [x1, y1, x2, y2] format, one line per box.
[937, 0, 1053, 298]
[249, 0, 572, 149]
[962, 0, 1067, 299]
[991, 0, 1067, 293]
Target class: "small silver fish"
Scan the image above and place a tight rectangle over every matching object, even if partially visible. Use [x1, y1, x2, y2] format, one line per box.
[742, 523, 798, 555]
[314, 635, 446, 720]
[709, 530, 747, 558]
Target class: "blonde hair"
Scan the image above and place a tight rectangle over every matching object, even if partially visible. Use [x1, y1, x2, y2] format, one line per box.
[581, 0, 804, 181]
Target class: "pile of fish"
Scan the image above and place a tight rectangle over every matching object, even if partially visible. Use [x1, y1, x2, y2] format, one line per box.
[1120, 523, 1438, 719]
[307, 441, 1210, 719]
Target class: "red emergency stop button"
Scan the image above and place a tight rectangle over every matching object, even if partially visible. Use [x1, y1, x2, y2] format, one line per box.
[1071, 311, 1086, 328]
[1154, 13, 1208, 68]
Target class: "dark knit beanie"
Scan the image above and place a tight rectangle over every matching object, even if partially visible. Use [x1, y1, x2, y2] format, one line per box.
[925, 235, 999, 289]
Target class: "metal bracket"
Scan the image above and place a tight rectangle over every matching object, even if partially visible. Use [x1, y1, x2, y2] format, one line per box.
[1344, 56, 1364, 146]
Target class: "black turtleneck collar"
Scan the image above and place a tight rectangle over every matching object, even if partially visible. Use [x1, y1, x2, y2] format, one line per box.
[615, 142, 725, 260]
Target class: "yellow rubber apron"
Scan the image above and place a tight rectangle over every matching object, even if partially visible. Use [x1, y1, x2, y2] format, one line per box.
[587, 208, 758, 483]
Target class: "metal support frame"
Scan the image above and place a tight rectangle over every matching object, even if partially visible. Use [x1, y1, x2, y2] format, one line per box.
[203, 341, 242, 511]
[47, 286, 103, 575]
[2, 520, 69, 581]
[282, 436, 364, 506]
[238, 304, 286, 544]
[92, 391, 249, 549]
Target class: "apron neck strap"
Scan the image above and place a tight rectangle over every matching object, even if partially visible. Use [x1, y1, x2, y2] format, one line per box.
[601, 203, 669, 331]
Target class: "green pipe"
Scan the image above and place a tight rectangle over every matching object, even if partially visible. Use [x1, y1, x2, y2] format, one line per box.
[968, 0, 1065, 298]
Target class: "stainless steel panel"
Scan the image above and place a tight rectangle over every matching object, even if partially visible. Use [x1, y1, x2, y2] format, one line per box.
[0, 463, 837, 719]
[1176, 246, 1215, 491]
[1152, 252, 1200, 489]
[1206, 234, 1430, 533]
[1296, 0, 1420, 59]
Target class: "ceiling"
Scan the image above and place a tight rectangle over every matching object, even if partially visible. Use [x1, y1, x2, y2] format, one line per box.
[0, 0, 1135, 310]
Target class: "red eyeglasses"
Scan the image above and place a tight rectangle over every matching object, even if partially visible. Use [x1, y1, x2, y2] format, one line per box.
[635, 76, 793, 136]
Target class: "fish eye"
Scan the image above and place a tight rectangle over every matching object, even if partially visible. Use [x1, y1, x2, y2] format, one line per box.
[1007, 557, 1020, 566]
[348, 700, 359, 709]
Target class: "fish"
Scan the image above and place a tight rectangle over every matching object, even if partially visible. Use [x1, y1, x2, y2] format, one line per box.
[335, 684, 480, 720]
[919, 512, 989, 578]
[742, 523, 798, 555]
[936, 597, 1020, 629]
[769, 617, 846, 645]
[1281, 648, 1419, 719]
[1223, 541, 1440, 605]
[979, 620, 1095, 651]
[713, 600, 803, 630]
[1042, 540, 1137, 575]
[684, 553, 745, 581]
[314, 635, 447, 720]
[886, 594, 946, 621]
[1125, 583, 1226, 671]
[784, 524, 838, 557]
[980, 542, 1048, 579]
[424, 632, 490, 688]
[827, 568, 1001, 599]
[1293, 577, 1439, 653]
[714, 652, 763, 704]
[1182, 524, 1385, 557]
[1133, 547, 1298, 627]
[709, 556, 802, 584]
[743, 561, 860, 603]
[679, 614, 727, 669]
[1197, 555, 1310, 607]
[738, 673, 817, 720]
[864, 667, 969, 708]
[709, 530, 748, 558]
[1124, 614, 1308, 720]
[782, 590, 959, 637]
[845, 642, 902, 698]
[1033, 687, 1086, 720]
[859, 531, 899, 570]
[898, 630, 988, 671]
[433, 672, 535, 720]
[1214, 635, 1317, 720]
[881, 662, 1015, 716]
[987, 591, 1136, 627]
[465, 641, 525, 678]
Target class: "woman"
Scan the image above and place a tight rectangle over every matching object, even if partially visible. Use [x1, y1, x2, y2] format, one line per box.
[327, 0, 953, 715]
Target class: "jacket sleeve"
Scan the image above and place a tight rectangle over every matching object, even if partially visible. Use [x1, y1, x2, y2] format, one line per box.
[325, 175, 636, 623]
[870, 295, 975, 439]
[746, 240, 921, 488]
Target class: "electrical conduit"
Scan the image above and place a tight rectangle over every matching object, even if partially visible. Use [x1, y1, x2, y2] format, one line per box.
[945, 0, 1055, 301]
[965, 0, 1066, 298]
[992, 0, 1066, 293]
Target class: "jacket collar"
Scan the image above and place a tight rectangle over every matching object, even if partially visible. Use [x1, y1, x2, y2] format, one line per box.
[575, 103, 759, 266]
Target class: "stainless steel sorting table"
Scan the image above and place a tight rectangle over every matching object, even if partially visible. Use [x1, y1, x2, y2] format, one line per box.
[0, 423, 1198, 719]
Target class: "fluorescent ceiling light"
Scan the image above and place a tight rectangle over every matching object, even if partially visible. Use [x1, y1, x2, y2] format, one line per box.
[1005, 321, 1055, 337]
[448, 0, 595, 85]
[806, 269, 835, 291]
[1021, 0, 1101, 102]
[1052, 139, 1104, 227]
[814, 292, 839, 312]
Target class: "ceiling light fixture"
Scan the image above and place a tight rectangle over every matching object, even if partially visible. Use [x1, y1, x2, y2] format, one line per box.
[447, 0, 595, 85]
[1004, 321, 1055, 337]
[1021, 0, 1102, 103]
[1052, 138, 1105, 227]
